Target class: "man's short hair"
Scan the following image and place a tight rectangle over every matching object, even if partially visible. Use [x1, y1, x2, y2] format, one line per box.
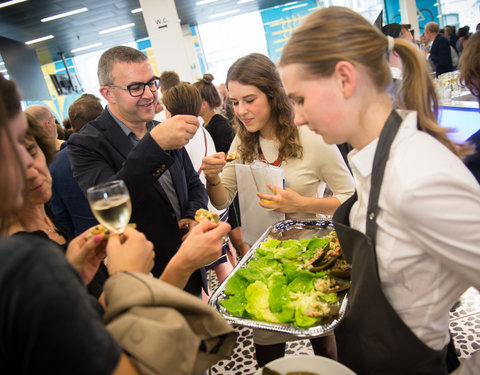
[97, 46, 148, 86]
[25, 105, 53, 123]
[68, 93, 104, 132]
[425, 22, 439, 34]
[25, 113, 56, 164]
[159, 70, 180, 92]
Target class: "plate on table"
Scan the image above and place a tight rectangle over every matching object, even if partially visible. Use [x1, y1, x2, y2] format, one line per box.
[254, 355, 356, 375]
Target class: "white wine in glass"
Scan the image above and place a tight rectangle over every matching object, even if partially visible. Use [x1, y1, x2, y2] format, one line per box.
[87, 180, 132, 234]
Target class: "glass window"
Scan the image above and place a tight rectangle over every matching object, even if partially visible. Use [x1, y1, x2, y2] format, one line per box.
[439, 0, 480, 30]
[197, 11, 269, 84]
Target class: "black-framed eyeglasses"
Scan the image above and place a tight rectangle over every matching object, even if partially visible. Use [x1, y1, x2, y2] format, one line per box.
[108, 77, 160, 97]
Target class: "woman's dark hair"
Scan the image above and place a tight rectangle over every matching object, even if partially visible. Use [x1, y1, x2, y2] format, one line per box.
[25, 113, 57, 164]
[192, 73, 221, 109]
[162, 83, 202, 117]
[458, 26, 470, 38]
[68, 93, 103, 132]
[0, 74, 23, 233]
[226, 53, 302, 163]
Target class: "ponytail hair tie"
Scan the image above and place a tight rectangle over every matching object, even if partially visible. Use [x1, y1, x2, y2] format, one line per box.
[387, 36, 395, 53]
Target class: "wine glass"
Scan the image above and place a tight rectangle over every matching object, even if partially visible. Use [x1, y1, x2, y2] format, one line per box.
[87, 180, 132, 234]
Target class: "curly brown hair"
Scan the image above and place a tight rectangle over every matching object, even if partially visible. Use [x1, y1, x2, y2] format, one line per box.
[226, 53, 302, 163]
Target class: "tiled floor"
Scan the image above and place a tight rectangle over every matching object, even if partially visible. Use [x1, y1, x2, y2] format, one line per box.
[207, 272, 480, 375]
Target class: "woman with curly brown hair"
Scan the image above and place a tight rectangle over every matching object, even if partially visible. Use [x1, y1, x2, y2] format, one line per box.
[201, 52, 354, 366]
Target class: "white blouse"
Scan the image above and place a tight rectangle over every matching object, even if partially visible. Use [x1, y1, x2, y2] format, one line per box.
[217, 126, 355, 218]
[348, 110, 480, 373]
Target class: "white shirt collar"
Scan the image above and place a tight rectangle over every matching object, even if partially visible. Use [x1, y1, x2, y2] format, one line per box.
[347, 110, 418, 179]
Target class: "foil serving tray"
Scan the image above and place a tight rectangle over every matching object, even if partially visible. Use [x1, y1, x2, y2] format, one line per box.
[209, 218, 349, 337]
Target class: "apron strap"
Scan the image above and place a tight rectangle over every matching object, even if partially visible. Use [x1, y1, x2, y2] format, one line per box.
[365, 110, 403, 243]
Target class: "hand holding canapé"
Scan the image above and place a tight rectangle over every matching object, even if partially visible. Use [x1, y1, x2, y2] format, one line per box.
[150, 114, 199, 150]
[177, 219, 230, 270]
[65, 226, 108, 285]
[201, 152, 227, 180]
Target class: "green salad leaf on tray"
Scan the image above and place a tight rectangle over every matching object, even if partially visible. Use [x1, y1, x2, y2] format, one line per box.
[220, 231, 350, 328]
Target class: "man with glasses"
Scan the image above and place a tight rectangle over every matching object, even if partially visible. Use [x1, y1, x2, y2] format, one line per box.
[68, 46, 215, 297]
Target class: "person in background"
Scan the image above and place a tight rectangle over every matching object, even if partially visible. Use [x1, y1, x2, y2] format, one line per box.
[194, 74, 235, 153]
[56, 119, 65, 141]
[218, 82, 235, 124]
[68, 46, 224, 295]
[49, 94, 104, 236]
[63, 117, 73, 141]
[278, 6, 480, 374]
[382, 23, 420, 106]
[25, 104, 64, 150]
[423, 21, 453, 76]
[154, 70, 181, 123]
[201, 52, 355, 367]
[458, 30, 480, 183]
[445, 25, 459, 51]
[456, 26, 470, 58]
[162, 82, 235, 283]
[194, 74, 249, 257]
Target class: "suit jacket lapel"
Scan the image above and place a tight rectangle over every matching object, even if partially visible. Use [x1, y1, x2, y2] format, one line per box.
[97, 110, 135, 160]
[165, 150, 186, 215]
[98, 110, 175, 211]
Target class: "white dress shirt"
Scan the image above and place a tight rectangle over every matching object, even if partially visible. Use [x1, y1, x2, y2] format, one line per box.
[348, 110, 480, 373]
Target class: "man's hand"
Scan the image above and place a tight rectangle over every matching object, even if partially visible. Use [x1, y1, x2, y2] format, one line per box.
[150, 115, 199, 150]
[176, 220, 230, 272]
[159, 220, 231, 289]
[65, 227, 108, 285]
[178, 217, 197, 241]
[106, 226, 155, 275]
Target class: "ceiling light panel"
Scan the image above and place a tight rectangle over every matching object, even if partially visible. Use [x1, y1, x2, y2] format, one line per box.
[41, 7, 88, 22]
[25, 35, 54, 45]
[71, 42, 103, 53]
[98, 23, 135, 35]
[0, 0, 27, 9]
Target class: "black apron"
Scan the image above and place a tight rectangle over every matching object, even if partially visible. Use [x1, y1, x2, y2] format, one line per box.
[332, 111, 457, 375]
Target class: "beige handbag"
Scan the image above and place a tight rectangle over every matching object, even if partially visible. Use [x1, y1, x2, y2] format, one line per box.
[103, 272, 237, 375]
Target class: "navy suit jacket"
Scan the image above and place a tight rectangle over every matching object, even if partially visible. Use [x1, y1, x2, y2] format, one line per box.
[68, 109, 208, 295]
[466, 129, 480, 184]
[49, 146, 98, 236]
[429, 34, 453, 76]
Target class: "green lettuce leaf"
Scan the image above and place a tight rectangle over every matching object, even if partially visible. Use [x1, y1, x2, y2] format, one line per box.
[220, 293, 247, 316]
[245, 281, 279, 323]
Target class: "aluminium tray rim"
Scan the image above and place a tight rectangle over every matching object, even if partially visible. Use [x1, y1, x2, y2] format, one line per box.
[209, 218, 349, 337]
